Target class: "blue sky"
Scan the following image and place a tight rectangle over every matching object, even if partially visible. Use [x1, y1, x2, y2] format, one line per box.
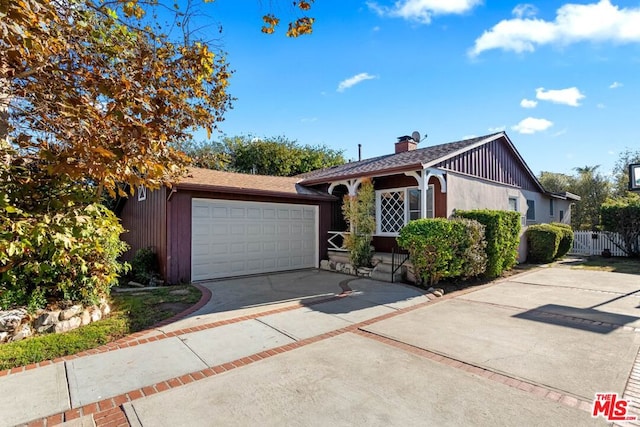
[190, 0, 640, 177]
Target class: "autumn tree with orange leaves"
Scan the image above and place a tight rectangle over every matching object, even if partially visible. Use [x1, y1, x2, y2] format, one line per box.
[0, 0, 315, 310]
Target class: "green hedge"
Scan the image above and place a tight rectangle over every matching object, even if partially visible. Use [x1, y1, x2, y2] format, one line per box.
[601, 199, 640, 257]
[455, 210, 521, 278]
[526, 224, 561, 263]
[397, 218, 486, 286]
[551, 222, 574, 258]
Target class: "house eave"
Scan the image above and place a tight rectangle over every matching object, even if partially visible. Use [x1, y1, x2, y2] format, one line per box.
[299, 163, 426, 186]
[174, 183, 337, 201]
[548, 191, 581, 201]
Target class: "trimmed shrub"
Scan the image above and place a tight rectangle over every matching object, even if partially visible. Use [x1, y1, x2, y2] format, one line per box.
[456, 210, 521, 278]
[550, 222, 574, 259]
[526, 224, 561, 263]
[397, 218, 488, 286]
[398, 219, 464, 286]
[454, 218, 488, 278]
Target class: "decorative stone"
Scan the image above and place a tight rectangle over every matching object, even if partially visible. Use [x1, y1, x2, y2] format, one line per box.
[128, 281, 145, 288]
[432, 290, 443, 298]
[335, 262, 344, 272]
[35, 311, 61, 328]
[0, 332, 8, 343]
[80, 310, 91, 326]
[37, 324, 55, 334]
[320, 260, 331, 270]
[10, 324, 32, 342]
[169, 289, 189, 296]
[0, 308, 27, 332]
[101, 302, 111, 316]
[90, 307, 102, 322]
[54, 316, 82, 334]
[357, 267, 372, 277]
[60, 305, 82, 321]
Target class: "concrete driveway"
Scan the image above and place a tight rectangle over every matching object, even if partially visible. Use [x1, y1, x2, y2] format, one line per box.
[7, 266, 640, 426]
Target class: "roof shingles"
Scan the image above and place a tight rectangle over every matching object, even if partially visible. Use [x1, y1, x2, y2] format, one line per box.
[176, 168, 334, 200]
[298, 133, 500, 184]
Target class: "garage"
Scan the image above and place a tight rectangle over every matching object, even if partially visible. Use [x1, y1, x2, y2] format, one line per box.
[191, 198, 319, 281]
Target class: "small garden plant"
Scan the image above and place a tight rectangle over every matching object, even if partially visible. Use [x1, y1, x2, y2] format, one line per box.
[342, 178, 375, 268]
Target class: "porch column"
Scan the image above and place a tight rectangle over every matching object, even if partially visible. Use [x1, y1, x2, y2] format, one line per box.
[404, 171, 427, 219]
[327, 178, 362, 196]
[424, 168, 447, 193]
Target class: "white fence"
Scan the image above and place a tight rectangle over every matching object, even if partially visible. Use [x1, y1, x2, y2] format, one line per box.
[571, 231, 631, 256]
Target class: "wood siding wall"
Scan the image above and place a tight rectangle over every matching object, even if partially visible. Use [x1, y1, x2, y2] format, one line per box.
[119, 187, 168, 279]
[166, 189, 331, 284]
[435, 137, 539, 191]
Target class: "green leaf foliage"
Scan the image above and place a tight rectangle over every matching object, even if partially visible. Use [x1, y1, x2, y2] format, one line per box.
[397, 218, 486, 286]
[550, 222, 574, 259]
[526, 224, 562, 263]
[455, 210, 521, 278]
[179, 135, 345, 177]
[0, 142, 129, 311]
[600, 198, 640, 257]
[342, 179, 375, 268]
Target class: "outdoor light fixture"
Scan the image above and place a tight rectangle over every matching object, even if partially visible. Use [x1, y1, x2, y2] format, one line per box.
[630, 163, 640, 192]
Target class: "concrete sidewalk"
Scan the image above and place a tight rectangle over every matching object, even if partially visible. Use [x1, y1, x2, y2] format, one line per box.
[3, 266, 637, 426]
[0, 276, 430, 427]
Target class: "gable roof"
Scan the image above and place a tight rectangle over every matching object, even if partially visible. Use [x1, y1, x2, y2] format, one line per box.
[299, 132, 547, 193]
[298, 133, 503, 185]
[176, 168, 335, 200]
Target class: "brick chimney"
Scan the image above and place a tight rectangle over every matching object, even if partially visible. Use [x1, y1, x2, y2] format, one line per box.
[395, 135, 418, 153]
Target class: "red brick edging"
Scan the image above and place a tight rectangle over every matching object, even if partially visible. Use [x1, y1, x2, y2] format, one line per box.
[19, 276, 615, 426]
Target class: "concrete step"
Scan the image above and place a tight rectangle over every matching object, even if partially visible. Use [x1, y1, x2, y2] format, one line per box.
[370, 269, 404, 283]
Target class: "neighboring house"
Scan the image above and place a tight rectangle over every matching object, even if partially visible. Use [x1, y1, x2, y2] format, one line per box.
[120, 131, 578, 283]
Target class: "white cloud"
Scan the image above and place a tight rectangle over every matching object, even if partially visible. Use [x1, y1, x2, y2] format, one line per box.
[488, 125, 505, 132]
[512, 4, 538, 19]
[609, 81, 623, 88]
[552, 128, 567, 137]
[470, 0, 640, 56]
[512, 117, 553, 134]
[535, 87, 585, 106]
[520, 98, 538, 108]
[373, 26, 381, 31]
[301, 117, 318, 123]
[597, 103, 606, 108]
[337, 73, 377, 92]
[367, 0, 482, 24]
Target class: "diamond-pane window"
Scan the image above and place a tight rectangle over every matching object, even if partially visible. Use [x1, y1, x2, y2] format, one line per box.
[379, 191, 405, 233]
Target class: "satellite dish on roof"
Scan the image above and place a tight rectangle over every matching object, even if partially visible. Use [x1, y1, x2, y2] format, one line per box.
[411, 131, 421, 142]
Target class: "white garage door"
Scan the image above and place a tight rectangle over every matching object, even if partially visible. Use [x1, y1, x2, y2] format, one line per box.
[191, 198, 319, 281]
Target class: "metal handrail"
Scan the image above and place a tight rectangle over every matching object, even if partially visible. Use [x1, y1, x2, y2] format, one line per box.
[391, 247, 410, 283]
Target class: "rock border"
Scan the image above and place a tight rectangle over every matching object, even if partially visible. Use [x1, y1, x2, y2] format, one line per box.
[0, 299, 111, 344]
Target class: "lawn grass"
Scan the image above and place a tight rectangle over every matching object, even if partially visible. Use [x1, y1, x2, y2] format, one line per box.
[0, 285, 201, 371]
[570, 255, 640, 275]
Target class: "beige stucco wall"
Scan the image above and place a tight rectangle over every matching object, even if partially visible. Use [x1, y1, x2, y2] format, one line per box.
[446, 172, 573, 262]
